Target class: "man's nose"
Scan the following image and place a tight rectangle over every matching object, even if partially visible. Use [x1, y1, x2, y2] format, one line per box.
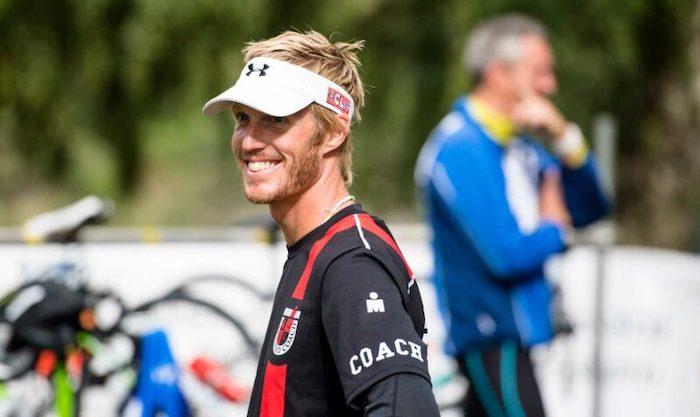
[540, 75, 558, 96]
[238, 122, 267, 150]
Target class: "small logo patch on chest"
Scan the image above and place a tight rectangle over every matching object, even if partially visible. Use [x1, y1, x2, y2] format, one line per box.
[273, 306, 301, 355]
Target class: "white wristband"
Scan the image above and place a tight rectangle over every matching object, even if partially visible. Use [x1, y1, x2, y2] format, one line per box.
[553, 123, 584, 158]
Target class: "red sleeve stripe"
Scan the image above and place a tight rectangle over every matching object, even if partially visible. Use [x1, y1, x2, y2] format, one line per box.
[290, 213, 414, 301]
[260, 361, 287, 417]
[355, 213, 414, 279]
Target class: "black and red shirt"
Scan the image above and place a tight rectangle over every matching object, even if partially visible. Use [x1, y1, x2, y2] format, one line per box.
[247, 205, 431, 417]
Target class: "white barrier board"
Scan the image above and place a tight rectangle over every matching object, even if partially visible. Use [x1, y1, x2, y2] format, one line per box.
[1, 235, 700, 417]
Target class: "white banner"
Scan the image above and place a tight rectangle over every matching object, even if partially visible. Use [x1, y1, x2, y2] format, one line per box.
[1, 233, 700, 417]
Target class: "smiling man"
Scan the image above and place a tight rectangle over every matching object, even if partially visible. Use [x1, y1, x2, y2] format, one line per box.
[203, 30, 439, 417]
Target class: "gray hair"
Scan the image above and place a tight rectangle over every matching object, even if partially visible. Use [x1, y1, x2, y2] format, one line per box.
[464, 14, 547, 84]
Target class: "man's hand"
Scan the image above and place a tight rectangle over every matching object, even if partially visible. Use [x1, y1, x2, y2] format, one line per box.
[511, 94, 568, 140]
[539, 169, 571, 227]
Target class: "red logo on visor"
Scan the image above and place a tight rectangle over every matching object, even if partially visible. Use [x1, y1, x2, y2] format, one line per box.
[326, 87, 352, 114]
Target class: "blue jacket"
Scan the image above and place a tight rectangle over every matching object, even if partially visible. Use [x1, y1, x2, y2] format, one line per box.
[415, 97, 610, 353]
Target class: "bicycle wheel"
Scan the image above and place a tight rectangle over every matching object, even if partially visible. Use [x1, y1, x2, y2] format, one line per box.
[173, 274, 273, 303]
[170, 274, 272, 339]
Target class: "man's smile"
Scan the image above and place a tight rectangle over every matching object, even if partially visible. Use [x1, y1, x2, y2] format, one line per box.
[247, 161, 280, 172]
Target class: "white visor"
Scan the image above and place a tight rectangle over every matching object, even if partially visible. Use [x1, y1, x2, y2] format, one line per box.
[203, 57, 355, 119]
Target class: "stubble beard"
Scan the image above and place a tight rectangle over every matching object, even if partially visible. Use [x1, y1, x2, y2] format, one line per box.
[241, 145, 322, 205]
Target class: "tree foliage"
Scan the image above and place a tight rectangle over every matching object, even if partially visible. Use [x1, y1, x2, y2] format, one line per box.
[1, 0, 698, 249]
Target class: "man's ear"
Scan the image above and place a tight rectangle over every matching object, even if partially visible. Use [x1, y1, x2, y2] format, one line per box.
[483, 61, 506, 86]
[322, 114, 350, 155]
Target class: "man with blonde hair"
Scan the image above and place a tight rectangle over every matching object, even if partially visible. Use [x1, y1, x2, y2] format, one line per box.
[204, 30, 439, 417]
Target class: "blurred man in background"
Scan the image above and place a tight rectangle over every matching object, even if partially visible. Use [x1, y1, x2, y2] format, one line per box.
[414, 14, 611, 417]
[204, 30, 439, 417]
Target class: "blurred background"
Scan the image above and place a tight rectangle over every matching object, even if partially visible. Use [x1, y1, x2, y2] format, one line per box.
[2, 1, 700, 416]
[1, 0, 699, 251]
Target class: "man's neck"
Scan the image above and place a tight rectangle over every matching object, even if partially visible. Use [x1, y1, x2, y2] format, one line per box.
[468, 92, 516, 144]
[270, 171, 351, 246]
[472, 87, 515, 117]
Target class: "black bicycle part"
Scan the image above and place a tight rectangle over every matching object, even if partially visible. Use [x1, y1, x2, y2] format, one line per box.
[130, 291, 260, 358]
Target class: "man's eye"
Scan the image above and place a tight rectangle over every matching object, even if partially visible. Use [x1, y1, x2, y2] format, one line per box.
[234, 112, 249, 122]
[271, 116, 286, 123]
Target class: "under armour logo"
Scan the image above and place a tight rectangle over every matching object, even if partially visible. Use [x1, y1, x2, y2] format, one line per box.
[366, 292, 385, 313]
[246, 63, 269, 76]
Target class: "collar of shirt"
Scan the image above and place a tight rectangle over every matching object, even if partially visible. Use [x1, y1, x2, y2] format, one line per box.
[466, 95, 515, 146]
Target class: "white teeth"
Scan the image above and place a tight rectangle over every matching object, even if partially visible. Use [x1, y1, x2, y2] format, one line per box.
[248, 161, 277, 172]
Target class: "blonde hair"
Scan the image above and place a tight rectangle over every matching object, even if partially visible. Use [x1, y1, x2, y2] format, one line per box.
[242, 30, 365, 186]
